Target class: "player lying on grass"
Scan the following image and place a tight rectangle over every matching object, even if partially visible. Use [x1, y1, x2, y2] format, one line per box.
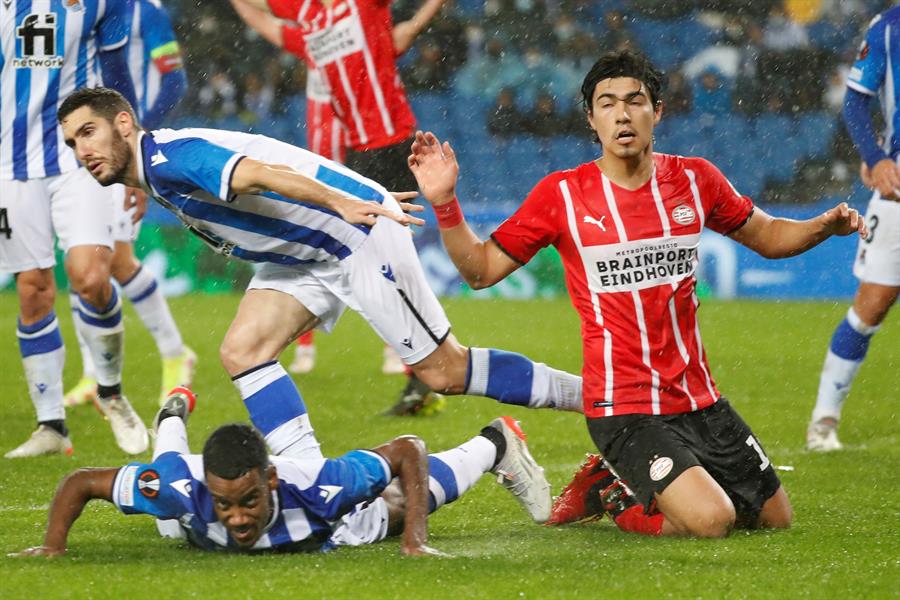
[12, 387, 551, 557]
[57, 87, 584, 463]
[407, 49, 868, 538]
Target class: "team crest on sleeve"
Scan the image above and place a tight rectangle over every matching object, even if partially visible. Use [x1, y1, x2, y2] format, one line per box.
[857, 40, 870, 61]
[671, 205, 696, 226]
[138, 470, 161, 499]
[649, 456, 674, 481]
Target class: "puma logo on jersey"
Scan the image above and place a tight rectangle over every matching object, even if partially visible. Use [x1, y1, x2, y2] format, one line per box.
[583, 215, 607, 231]
[151, 150, 168, 166]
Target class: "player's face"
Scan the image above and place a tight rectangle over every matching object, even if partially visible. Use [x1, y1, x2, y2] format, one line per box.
[207, 466, 278, 549]
[586, 77, 661, 160]
[61, 106, 133, 186]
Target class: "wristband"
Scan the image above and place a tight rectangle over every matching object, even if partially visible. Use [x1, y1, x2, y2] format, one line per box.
[434, 196, 464, 229]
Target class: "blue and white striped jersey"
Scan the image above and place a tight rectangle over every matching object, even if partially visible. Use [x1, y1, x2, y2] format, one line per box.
[847, 6, 900, 160]
[1, 0, 132, 180]
[138, 128, 392, 265]
[127, 0, 179, 119]
[111, 449, 391, 552]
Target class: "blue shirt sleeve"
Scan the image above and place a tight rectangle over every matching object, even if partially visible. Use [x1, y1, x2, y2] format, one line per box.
[847, 14, 888, 96]
[150, 137, 245, 202]
[297, 450, 391, 522]
[97, 0, 134, 51]
[111, 452, 194, 518]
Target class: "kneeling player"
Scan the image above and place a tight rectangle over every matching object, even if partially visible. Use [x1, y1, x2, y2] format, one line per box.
[13, 388, 551, 557]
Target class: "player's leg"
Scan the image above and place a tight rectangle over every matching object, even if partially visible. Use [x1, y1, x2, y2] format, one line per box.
[221, 265, 341, 458]
[340, 215, 583, 413]
[331, 416, 551, 547]
[112, 241, 197, 405]
[585, 412, 737, 538]
[63, 290, 98, 407]
[809, 197, 899, 450]
[55, 170, 147, 455]
[2, 177, 72, 458]
[150, 386, 196, 539]
[111, 186, 196, 405]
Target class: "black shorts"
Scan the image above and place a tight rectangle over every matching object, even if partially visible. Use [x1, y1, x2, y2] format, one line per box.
[345, 137, 417, 193]
[586, 398, 781, 524]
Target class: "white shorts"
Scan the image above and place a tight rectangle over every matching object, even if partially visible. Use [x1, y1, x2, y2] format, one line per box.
[328, 497, 390, 547]
[248, 216, 451, 365]
[0, 169, 115, 273]
[853, 193, 900, 287]
[111, 184, 141, 243]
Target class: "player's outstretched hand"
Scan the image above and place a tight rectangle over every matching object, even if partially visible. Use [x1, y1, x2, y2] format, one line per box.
[335, 198, 425, 227]
[821, 202, 868, 238]
[408, 130, 459, 206]
[401, 543, 451, 558]
[868, 158, 900, 201]
[8, 546, 65, 558]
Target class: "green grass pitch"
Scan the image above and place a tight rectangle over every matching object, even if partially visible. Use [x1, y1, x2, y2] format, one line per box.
[0, 294, 897, 598]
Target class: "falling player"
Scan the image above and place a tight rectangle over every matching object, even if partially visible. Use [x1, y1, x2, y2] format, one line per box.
[12, 386, 551, 556]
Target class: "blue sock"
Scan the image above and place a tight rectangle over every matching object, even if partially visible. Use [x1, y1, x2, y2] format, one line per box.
[464, 348, 582, 412]
[232, 361, 322, 459]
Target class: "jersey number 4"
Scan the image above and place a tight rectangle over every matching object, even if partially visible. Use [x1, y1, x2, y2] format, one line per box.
[0, 208, 12, 240]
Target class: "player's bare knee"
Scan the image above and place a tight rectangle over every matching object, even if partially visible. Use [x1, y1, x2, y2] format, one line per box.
[688, 506, 736, 538]
[15, 271, 56, 322]
[69, 266, 111, 307]
[394, 434, 427, 457]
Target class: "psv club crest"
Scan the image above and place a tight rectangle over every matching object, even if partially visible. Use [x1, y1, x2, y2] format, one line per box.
[671, 204, 696, 226]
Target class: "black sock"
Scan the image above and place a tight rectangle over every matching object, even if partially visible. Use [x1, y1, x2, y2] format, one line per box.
[40, 419, 68, 437]
[479, 425, 507, 469]
[97, 383, 121, 399]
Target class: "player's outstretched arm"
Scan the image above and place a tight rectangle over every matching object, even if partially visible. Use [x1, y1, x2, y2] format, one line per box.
[408, 130, 520, 288]
[392, 0, 447, 55]
[10, 468, 118, 558]
[230, 158, 425, 227]
[230, 0, 285, 49]
[372, 436, 445, 557]
[729, 203, 868, 259]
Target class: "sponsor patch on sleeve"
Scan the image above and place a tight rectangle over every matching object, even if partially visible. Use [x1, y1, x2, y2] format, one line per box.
[117, 465, 138, 507]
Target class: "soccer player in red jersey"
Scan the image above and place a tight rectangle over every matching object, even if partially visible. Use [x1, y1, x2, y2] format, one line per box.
[407, 50, 869, 538]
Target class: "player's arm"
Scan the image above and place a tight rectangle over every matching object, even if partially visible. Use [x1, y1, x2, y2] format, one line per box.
[392, 0, 447, 55]
[844, 88, 900, 200]
[407, 131, 521, 288]
[141, 3, 188, 130]
[11, 468, 118, 558]
[371, 436, 443, 557]
[230, 0, 285, 48]
[230, 158, 425, 227]
[97, 0, 138, 108]
[728, 203, 868, 259]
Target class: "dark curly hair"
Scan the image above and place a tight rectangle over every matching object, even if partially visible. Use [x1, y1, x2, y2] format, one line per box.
[202, 423, 270, 480]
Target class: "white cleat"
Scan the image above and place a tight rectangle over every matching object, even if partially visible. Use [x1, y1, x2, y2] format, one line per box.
[807, 418, 843, 452]
[288, 345, 316, 374]
[488, 416, 552, 523]
[381, 346, 406, 375]
[95, 395, 149, 455]
[5, 425, 73, 458]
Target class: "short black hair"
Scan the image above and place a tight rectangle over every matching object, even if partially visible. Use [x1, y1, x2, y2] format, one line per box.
[57, 86, 137, 125]
[580, 49, 664, 114]
[202, 423, 270, 480]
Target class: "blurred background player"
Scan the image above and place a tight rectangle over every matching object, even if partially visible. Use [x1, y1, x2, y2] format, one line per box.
[407, 50, 867, 537]
[65, 0, 196, 410]
[806, 6, 900, 452]
[1, 0, 147, 458]
[12, 386, 550, 557]
[230, 0, 447, 414]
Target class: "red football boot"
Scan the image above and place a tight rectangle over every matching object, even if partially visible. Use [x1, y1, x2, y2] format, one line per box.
[545, 454, 617, 525]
